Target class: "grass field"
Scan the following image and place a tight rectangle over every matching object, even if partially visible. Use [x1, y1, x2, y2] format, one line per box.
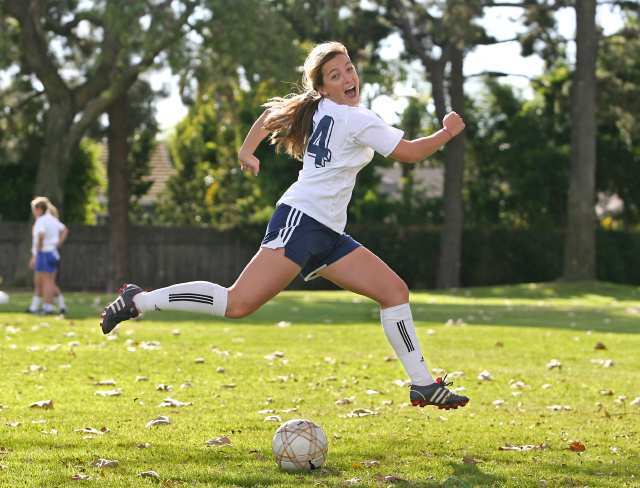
[1, 282, 639, 487]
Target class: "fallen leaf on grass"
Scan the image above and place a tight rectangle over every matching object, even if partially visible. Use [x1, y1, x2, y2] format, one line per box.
[361, 460, 380, 468]
[145, 416, 170, 428]
[135, 376, 149, 382]
[158, 397, 192, 408]
[477, 371, 492, 381]
[74, 427, 109, 436]
[510, 380, 529, 389]
[29, 400, 53, 409]
[392, 379, 410, 388]
[156, 384, 172, 391]
[71, 473, 91, 480]
[492, 399, 505, 407]
[139, 341, 161, 350]
[92, 458, 119, 468]
[594, 342, 607, 350]
[334, 397, 354, 406]
[499, 443, 548, 451]
[630, 397, 640, 406]
[222, 384, 236, 389]
[95, 389, 121, 397]
[137, 443, 151, 449]
[600, 389, 614, 396]
[546, 359, 562, 370]
[6, 421, 21, 428]
[384, 356, 397, 362]
[374, 473, 404, 483]
[344, 478, 362, 485]
[194, 357, 205, 364]
[346, 408, 378, 418]
[216, 367, 225, 374]
[264, 351, 285, 361]
[95, 379, 116, 386]
[590, 359, 614, 368]
[264, 415, 282, 422]
[206, 436, 231, 447]
[463, 456, 481, 464]
[547, 405, 572, 412]
[139, 470, 159, 479]
[568, 441, 586, 452]
[366, 389, 380, 395]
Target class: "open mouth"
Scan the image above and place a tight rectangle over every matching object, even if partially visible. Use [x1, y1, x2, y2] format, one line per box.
[345, 87, 357, 99]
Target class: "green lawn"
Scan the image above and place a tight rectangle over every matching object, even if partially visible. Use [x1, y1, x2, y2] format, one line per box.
[0, 282, 639, 487]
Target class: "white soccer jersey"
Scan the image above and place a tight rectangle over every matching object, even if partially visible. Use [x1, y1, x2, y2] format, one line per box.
[32, 213, 66, 256]
[277, 98, 404, 234]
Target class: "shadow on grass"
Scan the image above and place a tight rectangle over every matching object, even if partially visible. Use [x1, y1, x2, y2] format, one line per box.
[2, 281, 639, 334]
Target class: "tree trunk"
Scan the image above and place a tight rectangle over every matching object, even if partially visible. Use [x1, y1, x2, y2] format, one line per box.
[437, 46, 465, 289]
[563, 0, 598, 281]
[107, 92, 131, 292]
[34, 102, 76, 206]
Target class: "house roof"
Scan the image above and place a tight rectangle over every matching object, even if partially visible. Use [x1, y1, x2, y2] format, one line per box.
[99, 141, 176, 205]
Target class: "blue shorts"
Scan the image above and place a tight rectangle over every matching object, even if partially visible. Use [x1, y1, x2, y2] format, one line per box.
[35, 251, 59, 273]
[261, 205, 361, 281]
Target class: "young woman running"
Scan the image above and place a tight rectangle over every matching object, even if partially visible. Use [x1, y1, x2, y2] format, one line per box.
[101, 41, 468, 410]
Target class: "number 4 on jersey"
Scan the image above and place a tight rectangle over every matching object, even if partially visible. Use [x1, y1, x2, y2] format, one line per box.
[307, 115, 334, 168]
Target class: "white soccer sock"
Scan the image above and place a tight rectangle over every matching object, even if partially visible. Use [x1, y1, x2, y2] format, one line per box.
[133, 281, 228, 317]
[29, 296, 41, 312]
[57, 294, 66, 309]
[380, 303, 434, 386]
[43, 303, 55, 313]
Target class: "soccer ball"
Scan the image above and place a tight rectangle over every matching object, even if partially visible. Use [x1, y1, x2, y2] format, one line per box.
[272, 419, 328, 472]
[0, 291, 8, 305]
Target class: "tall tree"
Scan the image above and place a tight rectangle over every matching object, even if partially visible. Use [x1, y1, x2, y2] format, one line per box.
[563, 0, 598, 280]
[385, 0, 490, 288]
[1, 0, 199, 206]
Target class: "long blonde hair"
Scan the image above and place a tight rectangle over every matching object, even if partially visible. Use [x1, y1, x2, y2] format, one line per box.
[262, 41, 349, 160]
[30, 196, 59, 218]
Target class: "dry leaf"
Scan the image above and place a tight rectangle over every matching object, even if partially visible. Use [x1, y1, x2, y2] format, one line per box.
[335, 397, 354, 406]
[346, 408, 377, 418]
[366, 389, 380, 395]
[630, 397, 640, 406]
[361, 460, 380, 468]
[139, 470, 160, 479]
[206, 436, 231, 447]
[492, 399, 505, 407]
[71, 473, 91, 480]
[495, 341, 504, 347]
[140, 341, 161, 350]
[569, 441, 586, 452]
[264, 415, 282, 422]
[511, 380, 529, 389]
[547, 405, 572, 412]
[74, 427, 107, 436]
[594, 342, 607, 350]
[194, 357, 205, 364]
[546, 359, 562, 370]
[216, 367, 225, 373]
[392, 379, 410, 388]
[344, 478, 362, 485]
[222, 384, 236, 389]
[478, 371, 492, 381]
[135, 376, 149, 382]
[155, 384, 172, 391]
[145, 416, 170, 428]
[499, 443, 548, 451]
[158, 397, 192, 408]
[375, 474, 404, 482]
[384, 356, 397, 362]
[590, 359, 614, 368]
[92, 458, 118, 468]
[29, 400, 53, 409]
[600, 389, 614, 396]
[6, 421, 21, 428]
[95, 379, 116, 386]
[137, 443, 151, 449]
[95, 389, 121, 397]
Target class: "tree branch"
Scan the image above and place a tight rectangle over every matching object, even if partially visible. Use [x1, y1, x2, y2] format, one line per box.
[3, 0, 70, 102]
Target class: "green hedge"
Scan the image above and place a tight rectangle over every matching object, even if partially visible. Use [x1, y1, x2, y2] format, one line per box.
[347, 225, 640, 287]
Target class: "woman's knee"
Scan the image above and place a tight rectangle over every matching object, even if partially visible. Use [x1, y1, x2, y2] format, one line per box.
[379, 277, 410, 308]
[225, 292, 257, 319]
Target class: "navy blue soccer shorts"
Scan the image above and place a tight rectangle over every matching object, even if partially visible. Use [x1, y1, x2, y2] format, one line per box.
[261, 204, 361, 281]
[35, 251, 59, 273]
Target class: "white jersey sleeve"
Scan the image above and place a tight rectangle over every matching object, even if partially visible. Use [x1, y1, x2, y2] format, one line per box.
[348, 107, 404, 157]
